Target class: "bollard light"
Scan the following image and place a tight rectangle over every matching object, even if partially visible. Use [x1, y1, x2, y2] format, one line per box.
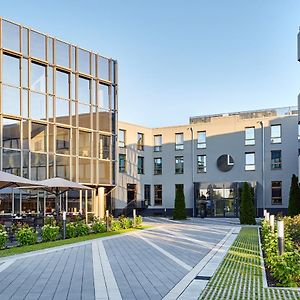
[277, 220, 284, 256]
[106, 209, 110, 231]
[263, 209, 267, 217]
[62, 211, 67, 239]
[133, 209, 136, 228]
[265, 212, 270, 222]
[269, 215, 274, 232]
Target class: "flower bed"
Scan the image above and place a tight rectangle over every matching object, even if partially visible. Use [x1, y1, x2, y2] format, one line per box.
[261, 216, 300, 287]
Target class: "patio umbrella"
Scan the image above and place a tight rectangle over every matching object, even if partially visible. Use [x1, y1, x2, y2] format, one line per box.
[37, 177, 92, 221]
[0, 170, 42, 189]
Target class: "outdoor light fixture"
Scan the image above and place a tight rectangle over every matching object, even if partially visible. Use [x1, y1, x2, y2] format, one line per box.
[277, 220, 284, 256]
[269, 215, 274, 232]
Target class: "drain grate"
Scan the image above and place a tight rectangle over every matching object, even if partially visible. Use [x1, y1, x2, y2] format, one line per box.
[194, 275, 211, 281]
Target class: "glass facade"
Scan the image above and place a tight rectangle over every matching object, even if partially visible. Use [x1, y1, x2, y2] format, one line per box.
[0, 18, 118, 215]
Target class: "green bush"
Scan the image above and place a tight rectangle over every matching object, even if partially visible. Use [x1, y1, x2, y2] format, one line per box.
[16, 227, 37, 246]
[44, 216, 56, 226]
[92, 221, 106, 233]
[0, 230, 8, 249]
[75, 221, 90, 236]
[135, 215, 143, 227]
[239, 182, 256, 225]
[41, 224, 60, 242]
[119, 216, 132, 229]
[261, 219, 300, 287]
[111, 220, 121, 231]
[66, 223, 77, 239]
[288, 175, 300, 217]
[173, 185, 186, 220]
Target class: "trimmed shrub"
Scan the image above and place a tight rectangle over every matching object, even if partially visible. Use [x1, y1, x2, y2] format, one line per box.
[75, 221, 90, 236]
[0, 230, 8, 249]
[239, 182, 256, 225]
[136, 215, 143, 227]
[44, 215, 56, 226]
[119, 216, 132, 229]
[41, 225, 60, 242]
[111, 220, 121, 231]
[92, 221, 106, 233]
[66, 223, 77, 239]
[173, 185, 186, 220]
[288, 174, 300, 217]
[16, 227, 37, 246]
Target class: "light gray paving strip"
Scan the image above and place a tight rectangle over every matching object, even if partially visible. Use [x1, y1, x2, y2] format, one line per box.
[0, 260, 15, 273]
[81, 245, 95, 300]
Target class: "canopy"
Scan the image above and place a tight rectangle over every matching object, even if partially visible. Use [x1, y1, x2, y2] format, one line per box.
[0, 170, 42, 190]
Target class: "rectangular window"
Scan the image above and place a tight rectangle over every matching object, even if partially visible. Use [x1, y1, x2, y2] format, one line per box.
[119, 154, 126, 173]
[154, 135, 162, 152]
[78, 76, 91, 105]
[30, 31, 46, 61]
[175, 133, 184, 150]
[3, 118, 21, 149]
[56, 69, 70, 99]
[271, 124, 281, 144]
[56, 127, 70, 155]
[55, 40, 70, 68]
[31, 62, 46, 93]
[271, 181, 282, 205]
[197, 155, 207, 173]
[245, 152, 255, 171]
[271, 150, 282, 169]
[2, 85, 21, 116]
[98, 83, 110, 110]
[245, 127, 255, 145]
[175, 156, 184, 174]
[2, 20, 20, 52]
[197, 131, 206, 149]
[154, 158, 162, 175]
[99, 135, 110, 160]
[79, 131, 91, 157]
[154, 185, 162, 206]
[2, 54, 20, 86]
[138, 156, 144, 174]
[31, 122, 47, 152]
[144, 185, 151, 205]
[137, 132, 144, 151]
[119, 129, 126, 148]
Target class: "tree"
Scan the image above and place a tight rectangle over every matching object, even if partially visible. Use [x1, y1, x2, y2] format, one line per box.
[173, 185, 186, 220]
[239, 182, 256, 225]
[288, 174, 300, 217]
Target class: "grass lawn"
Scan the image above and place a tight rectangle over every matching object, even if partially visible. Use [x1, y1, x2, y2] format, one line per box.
[0, 226, 149, 258]
[199, 227, 300, 300]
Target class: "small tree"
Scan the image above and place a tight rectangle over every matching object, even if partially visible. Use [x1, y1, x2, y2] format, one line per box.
[239, 182, 256, 225]
[288, 174, 300, 217]
[173, 185, 186, 220]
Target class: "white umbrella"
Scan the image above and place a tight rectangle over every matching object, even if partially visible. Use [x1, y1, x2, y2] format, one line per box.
[0, 170, 42, 189]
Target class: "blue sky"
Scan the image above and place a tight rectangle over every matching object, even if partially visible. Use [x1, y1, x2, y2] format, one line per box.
[1, 1, 300, 127]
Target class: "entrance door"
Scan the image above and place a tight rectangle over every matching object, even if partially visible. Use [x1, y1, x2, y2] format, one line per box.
[127, 184, 137, 205]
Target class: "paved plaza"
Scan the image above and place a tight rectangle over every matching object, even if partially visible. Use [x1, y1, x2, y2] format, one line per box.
[0, 218, 237, 300]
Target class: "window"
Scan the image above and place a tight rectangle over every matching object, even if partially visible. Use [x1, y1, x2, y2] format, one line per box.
[98, 83, 110, 110]
[2, 85, 21, 116]
[271, 124, 281, 144]
[245, 127, 255, 145]
[144, 185, 151, 205]
[30, 92, 46, 121]
[78, 48, 90, 74]
[245, 152, 255, 171]
[197, 155, 207, 173]
[79, 131, 91, 157]
[137, 133, 144, 151]
[138, 156, 144, 174]
[197, 131, 206, 149]
[119, 154, 126, 173]
[154, 158, 162, 175]
[56, 70, 70, 99]
[175, 156, 184, 174]
[31, 123, 47, 152]
[56, 127, 70, 155]
[98, 56, 109, 81]
[55, 40, 70, 68]
[271, 150, 282, 169]
[154, 185, 162, 206]
[154, 135, 162, 152]
[30, 31, 46, 61]
[99, 135, 110, 160]
[2, 54, 20, 86]
[3, 118, 21, 149]
[31, 62, 46, 93]
[78, 76, 91, 105]
[119, 129, 126, 148]
[175, 133, 184, 150]
[2, 20, 20, 52]
[271, 181, 282, 205]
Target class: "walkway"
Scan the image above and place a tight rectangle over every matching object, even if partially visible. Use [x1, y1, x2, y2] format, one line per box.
[0, 218, 236, 300]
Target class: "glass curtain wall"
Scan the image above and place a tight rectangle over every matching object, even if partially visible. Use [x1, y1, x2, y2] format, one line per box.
[0, 18, 118, 215]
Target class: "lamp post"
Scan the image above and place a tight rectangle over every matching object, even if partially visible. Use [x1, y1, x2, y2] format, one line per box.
[188, 127, 195, 217]
[258, 121, 265, 216]
[62, 211, 67, 239]
[277, 220, 284, 256]
[270, 215, 274, 232]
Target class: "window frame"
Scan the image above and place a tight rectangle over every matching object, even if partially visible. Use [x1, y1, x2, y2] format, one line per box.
[154, 134, 162, 152]
[137, 156, 144, 174]
[119, 153, 126, 173]
[245, 127, 255, 146]
[175, 133, 184, 150]
[154, 157, 162, 175]
[197, 131, 206, 149]
[245, 152, 255, 171]
[118, 129, 126, 148]
[175, 156, 184, 174]
[271, 181, 282, 205]
[154, 184, 162, 206]
[271, 150, 282, 170]
[271, 124, 282, 144]
[197, 155, 207, 173]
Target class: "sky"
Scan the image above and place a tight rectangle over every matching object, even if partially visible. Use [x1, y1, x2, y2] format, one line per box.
[1, 1, 300, 127]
